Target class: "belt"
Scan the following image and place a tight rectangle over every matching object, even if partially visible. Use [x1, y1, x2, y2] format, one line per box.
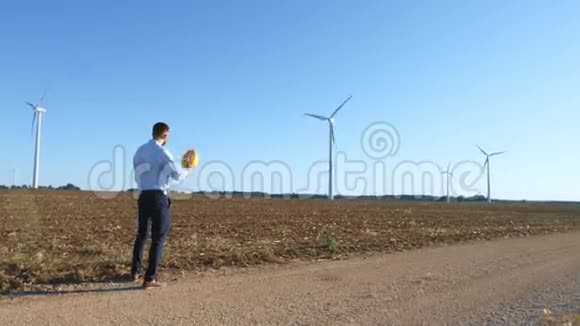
[140, 189, 168, 196]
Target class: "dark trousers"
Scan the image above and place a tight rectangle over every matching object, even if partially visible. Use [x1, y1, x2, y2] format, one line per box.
[131, 190, 171, 282]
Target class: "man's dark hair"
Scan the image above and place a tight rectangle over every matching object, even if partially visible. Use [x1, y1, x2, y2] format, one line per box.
[152, 122, 170, 139]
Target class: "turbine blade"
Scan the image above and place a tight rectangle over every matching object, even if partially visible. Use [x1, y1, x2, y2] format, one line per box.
[476, 145, 489, 156]
[330, 123, 335, 144]
[25, 101, 35, 109]
[447, 163, 451, 172]
[330, 95, 352, 118]
[39, 88, 48, 104]
[490, 151, 506, 156]
[304, 113, 328, 121]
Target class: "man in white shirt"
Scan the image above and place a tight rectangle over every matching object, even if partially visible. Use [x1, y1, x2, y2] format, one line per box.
[131, 122, 191, 289]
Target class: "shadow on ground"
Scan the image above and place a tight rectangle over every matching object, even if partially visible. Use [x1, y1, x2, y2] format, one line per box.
[3, 276, 145, 298]
[11, 285, 143, 298]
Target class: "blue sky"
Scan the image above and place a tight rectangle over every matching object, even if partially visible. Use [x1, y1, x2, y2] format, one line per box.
[1, 0, 579, 201]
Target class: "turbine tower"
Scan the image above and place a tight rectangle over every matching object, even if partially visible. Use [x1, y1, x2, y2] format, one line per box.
[25, 91, 48, 189]
[476, 145, 505, 204]
[304, 95, 352, 200]
[441, 163, 453, 203]
[11, 168, 17, 187]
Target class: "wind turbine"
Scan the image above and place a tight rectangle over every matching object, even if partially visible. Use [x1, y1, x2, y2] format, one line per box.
[441, 163, 453, 203]
[25, 90, 48, 189]
[304, 95, 352, 200]
[11, 168, 17, 187]
[476, 145, 505, 204]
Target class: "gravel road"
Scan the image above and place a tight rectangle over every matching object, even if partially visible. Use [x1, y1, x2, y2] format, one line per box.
[1, 232, 579, 325]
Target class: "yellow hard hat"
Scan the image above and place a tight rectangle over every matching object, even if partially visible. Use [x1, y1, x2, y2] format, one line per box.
[181, 149, 199, 168]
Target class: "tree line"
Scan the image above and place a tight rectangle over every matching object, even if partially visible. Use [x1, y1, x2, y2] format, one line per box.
[0, 183, 81, 190]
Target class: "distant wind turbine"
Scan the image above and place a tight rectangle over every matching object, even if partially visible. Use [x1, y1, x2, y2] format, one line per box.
[25, 89, 48, 189]
[11, 168, 17, 187]
[476, 145, 505, 204]
[441, 163, 453, 203]
[304, 95, 352, 200]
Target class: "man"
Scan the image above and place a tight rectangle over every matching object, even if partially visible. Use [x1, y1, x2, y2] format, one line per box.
[131, 122, 192, 289]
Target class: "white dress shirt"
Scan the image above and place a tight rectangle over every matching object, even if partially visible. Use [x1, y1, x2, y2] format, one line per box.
[133, 139, 190, 194]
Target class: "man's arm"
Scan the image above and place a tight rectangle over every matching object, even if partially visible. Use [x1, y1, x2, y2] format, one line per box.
[133, 150, 153, 188]
[160, 149, 190, 183]
[133, 152, 140, 185]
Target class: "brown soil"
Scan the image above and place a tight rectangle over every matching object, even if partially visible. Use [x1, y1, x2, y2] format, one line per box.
[1, 190, 579, 293]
